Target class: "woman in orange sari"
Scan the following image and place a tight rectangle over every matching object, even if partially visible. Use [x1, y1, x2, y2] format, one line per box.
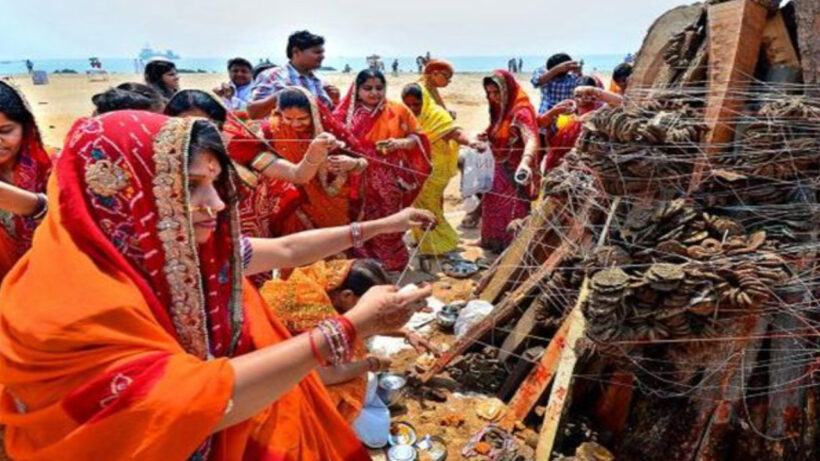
[0, 81, 52, 281]
[259, 259, 434, 425]
[0, 110, 435, 460]
[477, 70, 540, 252]
[335, 69, 432, 271]
[269, 87, 367, 234]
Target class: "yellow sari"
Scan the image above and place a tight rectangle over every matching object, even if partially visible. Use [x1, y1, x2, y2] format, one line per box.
[411, 86, 460, 255]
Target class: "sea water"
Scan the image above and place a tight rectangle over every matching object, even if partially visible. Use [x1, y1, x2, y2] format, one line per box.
[0, 54, 628, 76]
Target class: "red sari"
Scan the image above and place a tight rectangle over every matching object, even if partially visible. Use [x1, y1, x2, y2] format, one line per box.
[481, 70, 540, 252]
[0, 111, 370, 461]
[334, 85, 431, 271]
[543, 77, 604, 171]
[0, 82, 53, 281]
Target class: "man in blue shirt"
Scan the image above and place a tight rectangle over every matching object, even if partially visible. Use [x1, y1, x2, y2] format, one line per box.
[247, 30, 334, 119]
[531, 53, 583, 116]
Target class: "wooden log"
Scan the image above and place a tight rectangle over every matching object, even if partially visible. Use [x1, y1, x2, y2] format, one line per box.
[420, 232, 593, 383]
[627, 4, 706, 102]
[498, 316, 572, 432]
[704, 0, 768, 149]
[497, 296, 543, 362]
[694, 317, 768, 461]
[478, 198, 564, 304]
[589, 371, 635, 435]
[762, 11, 801, 67]
[794, 0, 820, 89]
[420, 198, 598, 384]
[534, 197, 620, 459]
[535, 287, 588, 460]
[690, 0, 769, 191]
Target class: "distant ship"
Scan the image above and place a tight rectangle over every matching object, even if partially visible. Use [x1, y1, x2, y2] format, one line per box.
[138, 45, 180, 61]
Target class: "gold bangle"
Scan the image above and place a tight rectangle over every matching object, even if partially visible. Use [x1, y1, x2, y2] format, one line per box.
[251, 152, 278, 172]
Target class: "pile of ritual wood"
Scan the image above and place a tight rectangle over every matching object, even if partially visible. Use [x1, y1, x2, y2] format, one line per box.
[416, 1, 820, 460]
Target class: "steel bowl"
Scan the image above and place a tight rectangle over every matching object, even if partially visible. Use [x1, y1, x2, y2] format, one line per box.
[416, 435, 447, 461]
[388, 421, 418, 446]
[387, 444, 418, 461]
[378, 373, 408, 407]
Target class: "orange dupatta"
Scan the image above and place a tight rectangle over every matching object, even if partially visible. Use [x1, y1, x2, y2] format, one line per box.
[269, 88, 351, 233]
[0, 112, 369, 461]
[258, 260, 368, 423]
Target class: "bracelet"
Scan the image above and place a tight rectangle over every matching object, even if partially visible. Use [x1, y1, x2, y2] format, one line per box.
[308, 329, 327, 366]
[239, 235, 253, 270]
[316, 318, 353, 365]
[350, 222, 364, 249]
[250, 152, 278, 173]
[27, 193, 48, 221]
[337, 315, 357, 343]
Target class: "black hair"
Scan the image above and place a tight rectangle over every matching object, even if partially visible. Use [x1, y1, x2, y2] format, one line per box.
[336, 259, 391, 297]
[0, 82, 34, 128]
[252, 63, 276, 80]
[546, 53, 574, 81]
[143, 60, 177, 97]
[482, 76, 500, 88]
[227, 57, 253, 71]
[612, 62, 633, 81]
[286, 30, 325, 60]
[277, 88, 312, 111]
[189, 120, 228, 163]
[92, 82, 164, 114]
[355, 69, 386, 88]
[578, 76, 598, 87]
[401, 83, 423, 100]
[164, 90, 227, 125]
[546, 53, 572, 71]
[188, 120, 236, 203]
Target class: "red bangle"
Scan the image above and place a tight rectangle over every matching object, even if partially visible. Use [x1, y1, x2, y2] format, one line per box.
[337, 315, 357, 343]
[308, 329, 327, 366]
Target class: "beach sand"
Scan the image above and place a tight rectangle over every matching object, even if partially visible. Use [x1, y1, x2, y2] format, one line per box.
[7, 71, 546, 147]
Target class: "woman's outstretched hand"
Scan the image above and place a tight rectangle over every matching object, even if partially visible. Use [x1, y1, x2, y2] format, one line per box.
[345, 284, 433, 338]
[380, 207, 437, 233]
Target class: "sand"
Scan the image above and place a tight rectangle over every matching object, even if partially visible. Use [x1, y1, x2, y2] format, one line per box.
[5, 71, 546, 147]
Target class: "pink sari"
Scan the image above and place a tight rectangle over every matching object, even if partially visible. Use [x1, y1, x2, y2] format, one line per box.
[481, 70, 540, 252]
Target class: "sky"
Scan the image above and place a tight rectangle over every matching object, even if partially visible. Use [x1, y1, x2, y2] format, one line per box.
[2, 0, 692, 59]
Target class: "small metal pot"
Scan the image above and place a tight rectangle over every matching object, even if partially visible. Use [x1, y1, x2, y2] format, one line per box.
[387, 444, 418, 461]
[378, 373, 408, 407]
[436, 302, 462, 330]
[416, 435, 447, 461]
[388, 421, 418, 446]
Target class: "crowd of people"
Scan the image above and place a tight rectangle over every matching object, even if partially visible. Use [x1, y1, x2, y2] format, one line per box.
[0, 28, 632, 460]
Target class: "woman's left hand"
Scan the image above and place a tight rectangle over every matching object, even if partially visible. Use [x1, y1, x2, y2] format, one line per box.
[327, 154, 359, 174]
[381, 207, 437, 233]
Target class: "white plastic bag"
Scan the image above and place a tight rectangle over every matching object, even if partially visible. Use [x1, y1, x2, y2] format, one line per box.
[460, 147, 495, 197]
[454, 300, 494, 339]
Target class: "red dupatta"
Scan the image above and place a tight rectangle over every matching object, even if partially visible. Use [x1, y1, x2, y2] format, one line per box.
[59, 111, 248, 359]
[484, 70, 540, 198]
[0, 81, 52, 274]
